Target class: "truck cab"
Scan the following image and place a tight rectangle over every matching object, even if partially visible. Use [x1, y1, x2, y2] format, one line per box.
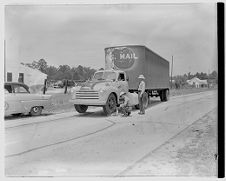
[70, 69, 129, 115]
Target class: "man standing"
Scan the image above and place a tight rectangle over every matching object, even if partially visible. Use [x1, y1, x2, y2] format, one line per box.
[138, 74, 145, 115]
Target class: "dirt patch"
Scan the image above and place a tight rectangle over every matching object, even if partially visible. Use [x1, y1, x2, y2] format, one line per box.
[175, 109, 217, 176]
[124, 108, 217, 176]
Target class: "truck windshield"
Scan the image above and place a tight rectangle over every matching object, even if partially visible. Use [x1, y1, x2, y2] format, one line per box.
[93, 71, 116, 81]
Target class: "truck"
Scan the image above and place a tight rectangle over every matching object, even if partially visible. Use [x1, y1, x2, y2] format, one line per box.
[70, 45, 169, 115]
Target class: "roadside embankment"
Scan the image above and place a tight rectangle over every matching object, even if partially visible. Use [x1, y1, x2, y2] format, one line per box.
[123, 108, 217, 176]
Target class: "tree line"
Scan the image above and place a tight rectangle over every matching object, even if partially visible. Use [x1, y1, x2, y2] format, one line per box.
[172, 71, 218, 88]
[21, 59, 218, 86]
[21, 59, 97, 81]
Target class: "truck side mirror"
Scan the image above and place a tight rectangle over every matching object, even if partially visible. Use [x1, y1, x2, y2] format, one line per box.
[126, 77, 129, 81]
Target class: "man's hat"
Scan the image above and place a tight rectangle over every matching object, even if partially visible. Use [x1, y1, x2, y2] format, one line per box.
[120, 92, 126, 96]
[138, 74, 145, 79]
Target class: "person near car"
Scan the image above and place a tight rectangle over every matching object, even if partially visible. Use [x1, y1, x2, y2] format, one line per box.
[138, 74, 146, 115]
[118, 91, 132, 116]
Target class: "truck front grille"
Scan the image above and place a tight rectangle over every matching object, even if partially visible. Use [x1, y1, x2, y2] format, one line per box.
[75, 90, 99, 99]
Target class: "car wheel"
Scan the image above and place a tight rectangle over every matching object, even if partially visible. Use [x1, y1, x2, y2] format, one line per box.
[30, 106, 42, 116]
[74, 105, 88, 113]
[103, 93, 117, 115]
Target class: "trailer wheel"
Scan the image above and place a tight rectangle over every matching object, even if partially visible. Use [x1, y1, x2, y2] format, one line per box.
[74, 105, 88, 113]
[103, 93, 117, 115]
[164, 89, 169, 101]
[160, 91, 164, 102]
[160, 89, 169, 102]
[143, 92, 149, 108]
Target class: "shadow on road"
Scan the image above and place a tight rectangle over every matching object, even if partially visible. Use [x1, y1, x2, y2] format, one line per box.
[73, 99, 162, 118]
[4, 99, 162, 120]
[4, 113, 54, 121]
[73, 110, 106, 118]
[148, 99, 162, 108]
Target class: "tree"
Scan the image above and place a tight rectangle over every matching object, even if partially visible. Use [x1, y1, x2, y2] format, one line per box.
[209, 70, 218, 84]
[46, 66, 58, 79]
[21, 59, 48, 74]
[58, 65, 71, 73]
[37, 59, 48, 73]
[187, 72, 193, 79]
[22, 60, 97, 81]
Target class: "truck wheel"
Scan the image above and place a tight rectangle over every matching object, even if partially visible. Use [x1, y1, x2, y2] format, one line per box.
[160, 91, 164, 102]
[30, 106, 42, 116]
[143, 92, 149, 108]
[74, 105, 88, 113]
[160, 90, 169, 102]
[164, 89, 169, 101]
[103, 93, 117, 115]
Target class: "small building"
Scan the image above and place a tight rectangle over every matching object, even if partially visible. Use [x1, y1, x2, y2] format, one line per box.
[5, 63, 47, 87]
[186, 77, 208, 88]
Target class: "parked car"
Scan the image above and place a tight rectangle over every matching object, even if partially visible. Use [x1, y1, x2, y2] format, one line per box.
[53, 80, 64, 88]
[4, 82, 52, 116]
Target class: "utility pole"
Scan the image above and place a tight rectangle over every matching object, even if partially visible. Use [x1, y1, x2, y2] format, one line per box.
[171, 56, 174, 88]
[208, 69, 210, 88]
[4, 40, 6, 82]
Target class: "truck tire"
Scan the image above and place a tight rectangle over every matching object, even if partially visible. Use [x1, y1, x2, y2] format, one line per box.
[74, 105, 88, 113]
[160, 89, 169, 102]
[30, 106, 42, 116]
[143, 92, 149, 108]
[160, 90, 164, 102]
[103, 93, 117, 115]
[164, 89, 169, 101]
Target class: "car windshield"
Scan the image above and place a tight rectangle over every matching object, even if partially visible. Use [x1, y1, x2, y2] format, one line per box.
[92, 71, 116, 81]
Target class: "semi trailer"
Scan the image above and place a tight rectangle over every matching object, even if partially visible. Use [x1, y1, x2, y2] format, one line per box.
[70, 45, 170, 115]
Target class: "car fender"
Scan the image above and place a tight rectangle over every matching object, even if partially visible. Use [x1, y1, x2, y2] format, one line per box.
[21, 99, 51, 111]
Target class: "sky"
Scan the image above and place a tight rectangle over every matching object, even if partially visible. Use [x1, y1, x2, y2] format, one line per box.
[5, 3, 217, 75]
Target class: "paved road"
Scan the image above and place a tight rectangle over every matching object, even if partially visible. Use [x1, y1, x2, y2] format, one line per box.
[5, 90, 217, 176]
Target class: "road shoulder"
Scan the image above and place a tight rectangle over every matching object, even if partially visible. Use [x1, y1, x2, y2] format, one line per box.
[123, 108, 217, 177]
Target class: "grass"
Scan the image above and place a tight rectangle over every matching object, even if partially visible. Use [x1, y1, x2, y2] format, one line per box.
[170, 87, 217, 97]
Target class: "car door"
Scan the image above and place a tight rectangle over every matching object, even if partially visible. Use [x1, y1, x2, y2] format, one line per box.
[4, 84, 23, 114]
[13, 84, 39, 112]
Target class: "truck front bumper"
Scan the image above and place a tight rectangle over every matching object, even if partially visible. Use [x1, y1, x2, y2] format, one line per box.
[69, 99, 106, 106]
